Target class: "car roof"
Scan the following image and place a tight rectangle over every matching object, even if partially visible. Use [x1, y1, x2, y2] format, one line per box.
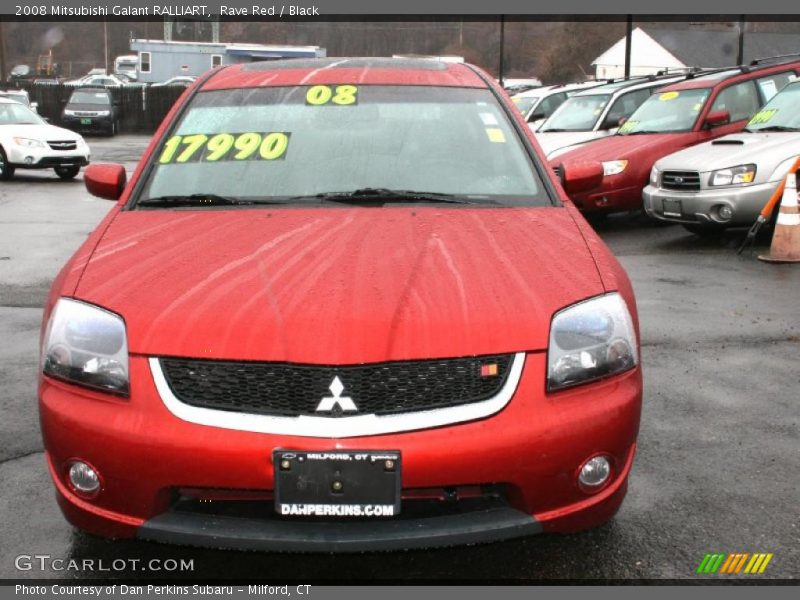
[662, 62, 800, 91]
[202, 57, 488, 91]
[513, 81, 600, 99]
[570, 75, 683, 97]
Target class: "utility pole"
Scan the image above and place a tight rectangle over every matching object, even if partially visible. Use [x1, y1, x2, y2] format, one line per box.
[0, 21, 6, 82]
[624, 15, 633, 79]
[104, 19, 109, 72]
[498, 15, 505, 87]
[737, 15, 745, 65]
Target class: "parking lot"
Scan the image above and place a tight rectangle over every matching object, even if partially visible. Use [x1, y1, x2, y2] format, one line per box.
[0, 135, 798, 581]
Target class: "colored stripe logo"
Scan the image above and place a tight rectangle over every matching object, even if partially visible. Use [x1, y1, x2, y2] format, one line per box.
[696, 553, 773, 574]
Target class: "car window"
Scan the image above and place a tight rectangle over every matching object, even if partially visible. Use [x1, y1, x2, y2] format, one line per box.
[605, 88, 651, 125]
[535, 93, 566, 119]
[512, 95, 539, 115]
[618, 88, 711, 134]
[69, 91, 111, 105]
[745, 80, 800, 132]
[540, 93, 611, 132]
[755, 71, 795, 103]
[710, 81, 760, 122]
[0, 102, 43, 125]
[137, 85, 549, 207]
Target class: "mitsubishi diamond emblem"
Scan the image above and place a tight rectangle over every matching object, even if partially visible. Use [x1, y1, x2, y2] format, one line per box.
[315, 376, 357, 412]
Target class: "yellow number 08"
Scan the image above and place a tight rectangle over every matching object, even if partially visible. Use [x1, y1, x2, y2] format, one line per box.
[306, 85, 358, 106]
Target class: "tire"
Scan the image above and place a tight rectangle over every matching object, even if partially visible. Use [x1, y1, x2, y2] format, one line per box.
[54, 165, 80, 180]
[0, 147, 15, 181]
[682, 223, 726, 237]
[107, 121, 118, 136]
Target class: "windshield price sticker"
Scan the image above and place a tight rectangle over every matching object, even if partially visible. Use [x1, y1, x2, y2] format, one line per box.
[158, 132, 291, 164]
[485, 127, 506, 143]
[618, 120, 639, 134]
[305, 84, 358, 106]
[659, 91, 680, 101]
[748, 108, 778, 126]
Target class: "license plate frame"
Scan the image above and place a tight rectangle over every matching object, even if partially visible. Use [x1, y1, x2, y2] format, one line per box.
[662, 198, 683, 218]
[274, 450, 401, 518]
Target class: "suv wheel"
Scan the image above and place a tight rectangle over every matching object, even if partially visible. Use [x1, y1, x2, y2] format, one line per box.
[0, 148, 15, 181]
[55, 165, 80, 180]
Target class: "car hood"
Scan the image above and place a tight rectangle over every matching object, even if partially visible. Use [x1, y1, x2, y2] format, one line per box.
[2, 123, 82, 141]
[74, 207, 605, 364]
[535, 131, 601, 155]
[655, 131, 800, 173]
[550, 133, 693, 165]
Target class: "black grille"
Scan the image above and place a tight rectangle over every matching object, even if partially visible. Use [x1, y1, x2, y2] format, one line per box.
[552, 165, 563, 181]
[160, 354, 514, 417]
[48, 140, 77, 151]
[661, 170, 700, 191]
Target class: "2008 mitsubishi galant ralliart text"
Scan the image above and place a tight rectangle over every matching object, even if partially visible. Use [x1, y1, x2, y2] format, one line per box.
[39, 58, 642, 551]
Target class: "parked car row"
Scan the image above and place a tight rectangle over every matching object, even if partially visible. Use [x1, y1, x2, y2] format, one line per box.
[523, 54, 800, 235]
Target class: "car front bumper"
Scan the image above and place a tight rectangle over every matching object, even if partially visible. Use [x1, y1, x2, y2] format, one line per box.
[6, 143, 89, 169]
[642, 181, 779, 227]
[40, 353, 641, 551]
[61, 115, 113, 134]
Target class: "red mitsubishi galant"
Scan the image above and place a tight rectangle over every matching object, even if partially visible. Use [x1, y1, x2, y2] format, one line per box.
[39, 58, 642, 551]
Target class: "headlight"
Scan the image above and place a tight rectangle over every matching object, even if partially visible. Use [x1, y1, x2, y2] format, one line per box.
[547, 293, 638, 391]
[13, 137, 45, 148]
[63, 109, 76, 117]
[42, 298, 129, 396]
[650, 165, 659, 186]
[96, 111, 111, 117]
[709, 164, 756, 186]
[602, 160, 628, 176]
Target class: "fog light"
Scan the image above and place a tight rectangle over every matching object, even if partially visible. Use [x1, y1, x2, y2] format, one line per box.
[68, 461, 100, 495]
[578, 456, 611, 490]
[25, 156, 34, 165]
[717, 205, 733, 221]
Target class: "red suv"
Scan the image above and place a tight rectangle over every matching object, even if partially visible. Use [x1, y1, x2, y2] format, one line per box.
[552, 58, 800, 214]
[39, 58, 641, 551]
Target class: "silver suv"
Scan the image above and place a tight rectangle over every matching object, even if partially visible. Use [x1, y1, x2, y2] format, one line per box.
[643, 77, 800, 234]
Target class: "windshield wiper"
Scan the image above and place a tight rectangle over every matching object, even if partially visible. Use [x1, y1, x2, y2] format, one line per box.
[743, 125, 800, 133]
[137, 194, 256, 208]
[301, 188, 487, 205]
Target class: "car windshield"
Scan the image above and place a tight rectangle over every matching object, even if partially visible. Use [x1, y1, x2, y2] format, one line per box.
[744, 81, 800, 132]
[539, 94, 611, 132]
[69, 90, 111, 105]
[618, 88, 710, 134]
[512, 95, 540, 115]
[136, 85, 548, 207]
[0, 102, 43, 125]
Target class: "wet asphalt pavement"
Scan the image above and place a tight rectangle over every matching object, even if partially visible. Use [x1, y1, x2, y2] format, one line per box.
[0, 136, 798, 581]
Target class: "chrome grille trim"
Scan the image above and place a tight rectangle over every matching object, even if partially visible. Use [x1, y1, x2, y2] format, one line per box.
[150, 353, 526, 438]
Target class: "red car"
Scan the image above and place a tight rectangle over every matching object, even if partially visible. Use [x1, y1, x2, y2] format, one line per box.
[552, 59, 800, 214]
[39, 58, 642, 551]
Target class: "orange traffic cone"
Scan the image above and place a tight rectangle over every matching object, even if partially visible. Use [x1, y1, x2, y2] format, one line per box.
[759, 169, 800, 263]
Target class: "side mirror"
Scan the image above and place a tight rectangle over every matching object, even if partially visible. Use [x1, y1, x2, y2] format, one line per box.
[704, 110, 730, 128]
[559, 161, 604, 195]
[84, 163, 127, 200]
